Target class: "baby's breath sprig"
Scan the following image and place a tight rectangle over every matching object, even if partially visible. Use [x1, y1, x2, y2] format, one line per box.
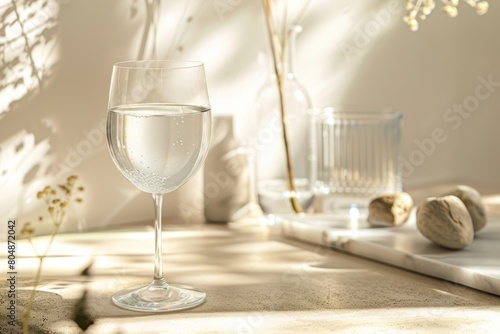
[21, 175, 84, 334]
[33, 175, 83, 229]
[404, 0, 489, 31]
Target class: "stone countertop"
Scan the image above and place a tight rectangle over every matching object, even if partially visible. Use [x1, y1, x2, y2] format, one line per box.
[277, 211, 500, 296]
[1, 222, 499, 334]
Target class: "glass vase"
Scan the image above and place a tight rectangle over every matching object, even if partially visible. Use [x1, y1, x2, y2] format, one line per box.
[254, 25, 314, 215]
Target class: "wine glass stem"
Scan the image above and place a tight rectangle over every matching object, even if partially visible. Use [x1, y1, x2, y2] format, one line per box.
[152, 193, 167, 287]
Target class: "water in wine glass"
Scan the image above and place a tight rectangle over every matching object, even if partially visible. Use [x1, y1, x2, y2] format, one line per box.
[107, 103, 211, 194]
[106, 60, 211, 312]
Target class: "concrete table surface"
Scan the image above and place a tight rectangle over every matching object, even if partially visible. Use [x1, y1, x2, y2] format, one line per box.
[1, 222, 499, 334]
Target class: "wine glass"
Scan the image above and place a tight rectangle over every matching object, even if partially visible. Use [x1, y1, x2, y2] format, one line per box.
[106, 60, 212, 312]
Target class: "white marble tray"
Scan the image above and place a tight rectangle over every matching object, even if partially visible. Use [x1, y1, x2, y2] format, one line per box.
[277, 212, 500, 296]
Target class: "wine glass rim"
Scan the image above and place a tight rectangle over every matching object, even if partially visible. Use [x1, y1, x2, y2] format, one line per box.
[113, 60, 204, 70]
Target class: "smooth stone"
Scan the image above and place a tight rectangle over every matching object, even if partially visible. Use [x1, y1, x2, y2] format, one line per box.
[367, 193, 413, 227]
[441, 185, 487, 233]
[416, 195, 474, 250]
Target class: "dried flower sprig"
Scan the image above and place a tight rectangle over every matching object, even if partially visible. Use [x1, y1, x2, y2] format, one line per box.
[20, 175, 84, 334]
[404, 0, 489, 31]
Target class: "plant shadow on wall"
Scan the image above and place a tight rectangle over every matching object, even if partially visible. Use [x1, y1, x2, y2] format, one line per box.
[0, 0, 62, 230]
[0, 0, 59, 116]
[0, 0, 204, 231]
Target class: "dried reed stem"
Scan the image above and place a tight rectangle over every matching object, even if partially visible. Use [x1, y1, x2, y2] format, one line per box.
[262, 0, 302, 213]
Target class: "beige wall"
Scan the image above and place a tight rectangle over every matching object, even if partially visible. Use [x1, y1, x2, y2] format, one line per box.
[1, 0, 500, 233]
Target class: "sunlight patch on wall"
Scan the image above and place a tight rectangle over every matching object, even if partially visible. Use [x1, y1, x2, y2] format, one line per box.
[0, 0, 60, 116]
[300, 1, 405, 107]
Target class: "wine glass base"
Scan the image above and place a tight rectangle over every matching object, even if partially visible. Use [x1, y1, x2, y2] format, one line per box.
[112, 283, 206, 312]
